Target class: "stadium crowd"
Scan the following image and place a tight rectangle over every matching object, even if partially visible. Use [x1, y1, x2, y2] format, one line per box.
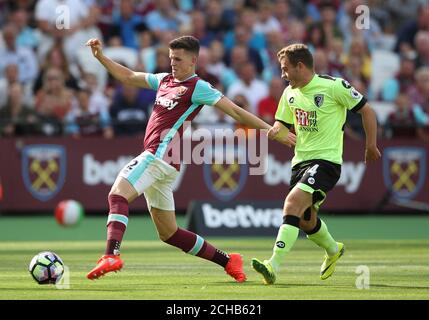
[0, 0, 428, 140]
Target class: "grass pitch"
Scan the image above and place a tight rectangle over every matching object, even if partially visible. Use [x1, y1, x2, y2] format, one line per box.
[1, 238, 429, 300]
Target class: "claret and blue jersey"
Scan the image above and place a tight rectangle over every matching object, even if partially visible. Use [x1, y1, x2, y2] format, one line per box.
[143, 73, 223, 170]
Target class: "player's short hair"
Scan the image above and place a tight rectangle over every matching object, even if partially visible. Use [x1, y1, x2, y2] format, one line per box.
[169, 36, 200, 55]
[277, 44, 313, 69]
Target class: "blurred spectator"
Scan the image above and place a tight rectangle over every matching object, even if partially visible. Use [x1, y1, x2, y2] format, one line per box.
[387, 0, 422, 30]
[326, 38, 347, 77]
[139, 31, 157, 73]
[261, 30, 284, 80]
[206, 40, 227, 81]
[196, 47, 220, 88]
[35, 0, 102, 63]
[384, 93, 425, 139]
[311, 1, 342, 49]
[188, 10, 216, 47]
[223, 8, 266, 53]
[0, 83, 41, 137]
[349, 37, 371, 78]
[81, 72, 110, 114]
[109, 0, 147, 50]
[343, 38, 372, 85]
[11, 9, 39, 50]
[313, 49, 331, 75]
[414, 31, 429, 68]
[382, 54, 416, 101]
[306, 0, 341, 22]
[254, 1, 281, 34]
[408, 66, 429, 107]
[33, 44, 79, 94]
[257, 77, 285, 124]
[65, 87, 113, 139]
[395, 3, 429, 54]
[153, 46, 171, 74]
[338, 0, 383, 51]
[224, 25, 264, 74]
[145, 0, 189, 40]
[204, 0, 235, 36]
[35, 67, 75, 135]
[306, 23, 326, 51]
[0, 23, 38, 84]
[226, 63, 268, 114]
[221, 44, 247, 89]
[286, 20, 307, 44]
[272, 0, 298, 42]
[0, 63, 34, 108]
[109, 84, 153, 136]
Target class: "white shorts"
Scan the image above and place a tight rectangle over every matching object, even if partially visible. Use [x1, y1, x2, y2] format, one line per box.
[118, 151, 179, 211]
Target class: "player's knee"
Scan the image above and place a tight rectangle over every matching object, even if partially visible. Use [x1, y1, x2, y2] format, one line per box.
[159, 229, 176, 242]
[299, 219, 316, 233]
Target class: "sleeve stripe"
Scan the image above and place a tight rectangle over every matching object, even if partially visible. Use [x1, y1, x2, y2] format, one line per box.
[275, 119, 293, 129]
[351, 97, 367, 113]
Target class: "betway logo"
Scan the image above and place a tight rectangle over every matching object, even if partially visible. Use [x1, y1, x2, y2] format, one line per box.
[264, 154, 366, 193]
[202, 203, 283, 228]
[83, 154, 133, 185]
[156, 97, 178, 110]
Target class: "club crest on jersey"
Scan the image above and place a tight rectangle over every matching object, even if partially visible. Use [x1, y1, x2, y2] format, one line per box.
[175, 86, 188, 97]
[21, 144, 66, 201]
[383, 147, 426, 200]
[314, 94, 324, 107]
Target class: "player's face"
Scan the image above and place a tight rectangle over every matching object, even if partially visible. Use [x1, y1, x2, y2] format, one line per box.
[280, 57, 301, 88]
[169, 49, 197, 81]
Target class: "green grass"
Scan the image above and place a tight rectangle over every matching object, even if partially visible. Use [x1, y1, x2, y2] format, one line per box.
[1, 239, 429, 300]
[1, 215, 429, 300]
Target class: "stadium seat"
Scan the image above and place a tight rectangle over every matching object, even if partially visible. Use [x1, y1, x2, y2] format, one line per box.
[370, 49, 400, 99]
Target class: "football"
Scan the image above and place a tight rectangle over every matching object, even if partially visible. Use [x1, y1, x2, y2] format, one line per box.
[55, 199, 84, 227]
[29, 251, 64, 285]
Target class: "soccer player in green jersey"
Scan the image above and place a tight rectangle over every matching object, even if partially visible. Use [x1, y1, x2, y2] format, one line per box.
[252, 43, 381, 284]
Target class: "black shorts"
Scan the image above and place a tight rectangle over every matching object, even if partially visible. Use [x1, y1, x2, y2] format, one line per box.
[290, 159, 341, 209]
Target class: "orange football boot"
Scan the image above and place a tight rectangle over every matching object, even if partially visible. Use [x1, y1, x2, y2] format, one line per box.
[224, 253, 247, 283]
[86, 255, 123, 280]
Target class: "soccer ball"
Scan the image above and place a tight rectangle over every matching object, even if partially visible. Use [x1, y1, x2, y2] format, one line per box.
[55, 199, 84, 227]
[29, 251, 64, 285]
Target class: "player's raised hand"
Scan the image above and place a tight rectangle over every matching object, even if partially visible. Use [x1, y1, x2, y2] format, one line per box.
[86, 38, 103, 59]
[365, 145, 381, 163]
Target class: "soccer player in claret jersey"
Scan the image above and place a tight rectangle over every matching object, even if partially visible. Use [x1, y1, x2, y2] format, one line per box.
[251, 44, 381, 284]
[85, 36, 295, 282]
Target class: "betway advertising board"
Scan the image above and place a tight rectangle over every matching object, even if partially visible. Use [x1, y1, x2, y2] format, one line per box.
[0, 136, 427, 212]
[186, 201, 284, 237]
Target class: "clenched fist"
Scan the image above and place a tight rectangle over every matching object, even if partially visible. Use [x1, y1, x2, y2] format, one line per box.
[86, 38, 103, 59]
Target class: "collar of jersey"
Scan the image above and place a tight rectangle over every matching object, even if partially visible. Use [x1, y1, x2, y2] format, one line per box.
[173, 74, 197, 83]
[298, 74, 317, 92]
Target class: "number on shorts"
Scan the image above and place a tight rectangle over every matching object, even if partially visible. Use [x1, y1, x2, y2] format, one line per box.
[127, 160, 138, 171]
[307, 164, 319, 177]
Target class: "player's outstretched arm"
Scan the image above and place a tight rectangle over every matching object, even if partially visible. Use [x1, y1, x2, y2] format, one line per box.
[214, 96, 295, 147]
[85, 38, 151, 89]
[357, 103, 381, 163]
